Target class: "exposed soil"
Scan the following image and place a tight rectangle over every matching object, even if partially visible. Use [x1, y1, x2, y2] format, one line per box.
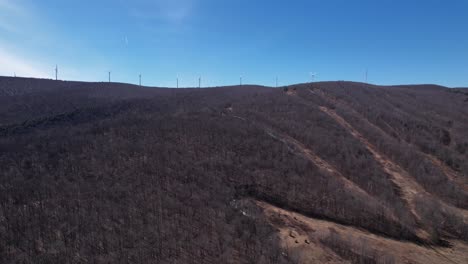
[256, 199, 468, 264]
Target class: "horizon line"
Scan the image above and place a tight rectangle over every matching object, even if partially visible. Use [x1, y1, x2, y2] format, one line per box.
[0, 75, 461, 89]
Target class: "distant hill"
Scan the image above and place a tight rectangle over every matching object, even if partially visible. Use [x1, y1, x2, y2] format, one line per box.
[0, 76, 467, 263]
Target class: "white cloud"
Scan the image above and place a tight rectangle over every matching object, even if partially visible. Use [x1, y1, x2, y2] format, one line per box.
[0, 43, 111, 82]
[0, 1, 49, 78]
[0, 46, 49, 78]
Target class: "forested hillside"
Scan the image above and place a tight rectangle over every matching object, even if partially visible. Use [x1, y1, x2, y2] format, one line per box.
[1, 77, 467, 263]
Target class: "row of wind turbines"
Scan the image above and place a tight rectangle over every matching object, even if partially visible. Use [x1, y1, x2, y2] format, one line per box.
[92, 71, 321, 88]
[88, 70, 319, 88]
[48, 66, 369, 88]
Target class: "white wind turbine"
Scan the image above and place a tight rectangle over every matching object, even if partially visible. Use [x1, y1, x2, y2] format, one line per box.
[310, 72, 317, 82]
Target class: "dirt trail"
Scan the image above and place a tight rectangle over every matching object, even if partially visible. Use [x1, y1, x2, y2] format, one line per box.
[309, 89, 468, 212]
[319, 106, 432, 239]
[256, 199, 468, 264]
[426, 154, 468, 192]
[319, 106, 468, 237]
[312, 87, 468, 193]
[357, 109, 468, 192]
[264, 126, 371, 197]
[229, 113, 400, 221]
[259, 123, 400, 219]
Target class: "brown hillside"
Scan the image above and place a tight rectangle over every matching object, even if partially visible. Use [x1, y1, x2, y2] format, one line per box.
[0, 77, 467, 263]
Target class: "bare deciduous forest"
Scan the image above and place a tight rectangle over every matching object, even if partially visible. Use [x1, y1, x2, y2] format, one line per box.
[0, 77, 467, 263]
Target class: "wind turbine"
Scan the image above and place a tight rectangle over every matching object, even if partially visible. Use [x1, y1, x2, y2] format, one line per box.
[240, 76, 242, 86]
[276, 76, 278, 88]
[108, 71, 111, 83]
[55, 65, 58, 80]
[198, 77, 201, 88]
[365, 69, 368, 83]
[139, 74, 142, 86]
[310, 72, 317, 82]
[177, 77, 179, 88]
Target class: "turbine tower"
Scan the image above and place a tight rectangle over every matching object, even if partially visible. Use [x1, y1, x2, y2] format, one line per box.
[365, 69, 368, 83]
[240, 76, 242, 86]
[276, 76, 278, 88]
[310, 72, 317, 82]
[198, 77, 201, 88]
[139, 74, 141, 86]
[108, 71, 111, 83]
[55, 65, 58, 80]
[177, 77, 179, 88]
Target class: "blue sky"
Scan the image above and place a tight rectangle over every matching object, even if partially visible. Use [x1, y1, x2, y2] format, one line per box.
[0, 0, 467, 87]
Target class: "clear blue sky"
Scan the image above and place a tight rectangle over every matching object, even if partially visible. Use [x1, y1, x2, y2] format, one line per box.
[1, 0, 467, 87]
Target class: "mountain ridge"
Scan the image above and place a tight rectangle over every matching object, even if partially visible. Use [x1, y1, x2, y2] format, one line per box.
[0, 76, 467, 263]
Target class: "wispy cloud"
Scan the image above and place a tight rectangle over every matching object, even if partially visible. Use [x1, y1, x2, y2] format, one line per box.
[0, 46, 49, 78]
[0, 0, 24, 14]
[0, 0, 21, 32]
[0, 0, 94, 81]
[128, 0, 196, 24]
[0, 0, 48, 77]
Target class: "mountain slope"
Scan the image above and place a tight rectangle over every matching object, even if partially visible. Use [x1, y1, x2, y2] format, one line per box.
[0, 77, 467, 263]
